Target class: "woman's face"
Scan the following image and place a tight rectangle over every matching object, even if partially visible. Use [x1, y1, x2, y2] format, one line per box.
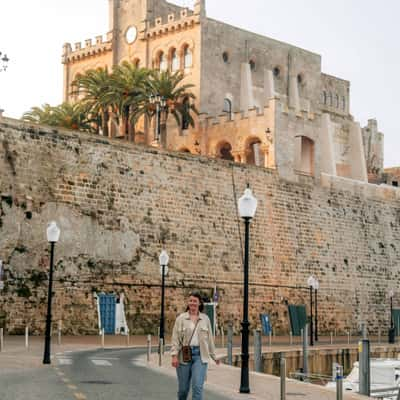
[188, 296, 200, 314]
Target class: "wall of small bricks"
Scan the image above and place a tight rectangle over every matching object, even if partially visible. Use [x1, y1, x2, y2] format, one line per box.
[0, 117, 399, 336]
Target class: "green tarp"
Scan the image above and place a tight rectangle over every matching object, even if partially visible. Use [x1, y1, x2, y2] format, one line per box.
[288, 305, 307, 336]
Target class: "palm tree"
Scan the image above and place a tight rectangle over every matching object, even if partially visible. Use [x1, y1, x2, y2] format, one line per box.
[145, 70, 198, 148]
[22, 102, 93, 132]
[71, 67, 112, 136]
[106, 62, 150, 141]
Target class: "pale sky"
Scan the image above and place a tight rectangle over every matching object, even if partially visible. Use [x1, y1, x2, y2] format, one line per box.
[0, 0, 398, 167]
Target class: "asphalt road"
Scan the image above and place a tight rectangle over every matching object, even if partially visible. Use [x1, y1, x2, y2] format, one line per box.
[0, 347, 232, 400]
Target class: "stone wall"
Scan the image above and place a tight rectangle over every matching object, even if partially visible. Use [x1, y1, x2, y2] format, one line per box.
[0, 117, 399, 335]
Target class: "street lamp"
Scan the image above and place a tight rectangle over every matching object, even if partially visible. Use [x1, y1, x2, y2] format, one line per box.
[149, 94, 167, 146]
[159, 249, 169, 349]
[307, 276, 316, 346]
[0, 51, 9, 72]
[238, 185, 258, 394]
[389, 289, 395, 344]
[43, 221, 60, 365]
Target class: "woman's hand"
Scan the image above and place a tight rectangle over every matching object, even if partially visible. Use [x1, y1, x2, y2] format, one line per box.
[172, 355, 179, 368]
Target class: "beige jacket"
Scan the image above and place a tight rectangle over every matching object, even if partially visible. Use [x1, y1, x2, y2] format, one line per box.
[170, 312, 217, 364]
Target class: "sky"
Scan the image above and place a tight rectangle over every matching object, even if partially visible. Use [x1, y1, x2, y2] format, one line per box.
[0, 0, 399, 167]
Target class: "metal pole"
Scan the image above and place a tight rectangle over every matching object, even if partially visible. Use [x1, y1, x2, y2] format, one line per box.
[358, 339, 370, 396]
[302, 325, 308, 378]
[159, 264, 165, 355]
[43, 242, 55, 364]
[25, 326, 29, 349]
[156, 103, 160, 141]
[101, 328, 105, 348]
[158, 338, 163, 367]
[314, 288, 318, 342]
[280, 355, 286, 400]
[57, 320, 62, 346]
[239, 217, 251, 394]
[269, 331, 272, 347]
[254, 329, 262, 372]
[221, 326, 224, 348]
[227, 324, 233, 366]
[336, 364, 343, 400]
[347, 331, 350, 345]
[330, 332, 333, 345]
[0, 327, 3, 351]
[309, 286, 314, 346]
[147, 334, 151, 362]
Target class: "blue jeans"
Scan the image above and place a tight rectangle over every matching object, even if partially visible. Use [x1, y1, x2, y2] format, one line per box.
[177, 346, 208, 400]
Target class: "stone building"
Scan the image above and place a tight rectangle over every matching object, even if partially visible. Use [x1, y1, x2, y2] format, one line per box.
[62, 0, 384, 184]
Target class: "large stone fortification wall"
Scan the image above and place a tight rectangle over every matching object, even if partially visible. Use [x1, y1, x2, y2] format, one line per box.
[0, 118, 399, 335]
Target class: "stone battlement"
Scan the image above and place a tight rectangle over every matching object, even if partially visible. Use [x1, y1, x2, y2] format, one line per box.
[62, 32, 113, 64]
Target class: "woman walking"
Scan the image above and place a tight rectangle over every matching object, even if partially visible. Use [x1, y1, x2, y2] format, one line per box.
[171, 292, 220, 400]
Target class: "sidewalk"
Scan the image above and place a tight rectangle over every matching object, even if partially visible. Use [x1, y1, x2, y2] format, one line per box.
[0, 334, 374, 399]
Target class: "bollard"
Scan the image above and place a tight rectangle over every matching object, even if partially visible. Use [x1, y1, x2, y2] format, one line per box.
[330, 332, 333, 345]
[358, 339, 370, 396]
[0, 327, 3, 351]
[289, 331, 293, 345]
[101, 328, 105, 349]
[336, 364, 343, 400]
[302, 325, 308, 379]
[280, 355, 286, 400]
[254, 329, 262, 372]
[57, 320, 62, 346]
[227, 324, 233, 366]
[147, 334, 151, 362]
[25, 326, 29, 349]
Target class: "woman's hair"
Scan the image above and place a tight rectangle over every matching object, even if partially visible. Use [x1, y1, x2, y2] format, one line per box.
[186, 291, 204, 312]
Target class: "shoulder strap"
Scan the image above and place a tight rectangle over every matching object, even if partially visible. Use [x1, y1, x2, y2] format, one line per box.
[188, 319, 200, 346]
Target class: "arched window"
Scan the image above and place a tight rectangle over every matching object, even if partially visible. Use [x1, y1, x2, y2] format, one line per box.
[183, 45, 193, 68]
[223, 98, 232, 114]
[327, 92, 332, 107]
[322, 91, 327, 105]
[159, 51, 167, 71]
[217, 142, 234, 161]
[171, 49, 179, 72]
[246, 138, 262, 166]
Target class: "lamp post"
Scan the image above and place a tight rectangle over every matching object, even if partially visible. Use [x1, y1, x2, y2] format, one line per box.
[0, 51, 9, 72]
[149, 94, 167, 147]
[313, 278, 319, 342]
[238, 185, 258, 394]
[43, 221, 60, 365]
[159, 250, 169, 350]
[307, 276, 315, 346]
[389, 289, 395, 344]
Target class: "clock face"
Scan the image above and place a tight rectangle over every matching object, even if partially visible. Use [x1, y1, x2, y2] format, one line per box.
[125, 26, 137, 44]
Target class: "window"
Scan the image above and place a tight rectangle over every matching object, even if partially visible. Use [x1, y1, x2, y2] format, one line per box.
[217, 142, 234, 161]
[335, 94, 339, 108]
[273, 66, 281, 77]
[327, 92, 332, 106]
[249, 59, 256, 71]
[223, 98, 232, 114]
[181, 97, 190, 130]
[246, 138, 262, 166]
[297, 74, 303, 84]
[222, 51, 229, 63]
[171, 49, 179, 71]
[322, 91, 327, 105]
[183, 46, 192, 68]
[393, 181, 398, 187]
[159, 52, 167, 71]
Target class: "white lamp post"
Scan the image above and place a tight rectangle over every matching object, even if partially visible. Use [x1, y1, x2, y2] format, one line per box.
[238, 186, 257, 394]
[159, 250, 169, 346]
[43, 221, 60, 364]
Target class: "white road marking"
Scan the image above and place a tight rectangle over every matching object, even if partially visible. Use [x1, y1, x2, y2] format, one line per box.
[57, 358, 73, 365]
[91, 359, 112, 366]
